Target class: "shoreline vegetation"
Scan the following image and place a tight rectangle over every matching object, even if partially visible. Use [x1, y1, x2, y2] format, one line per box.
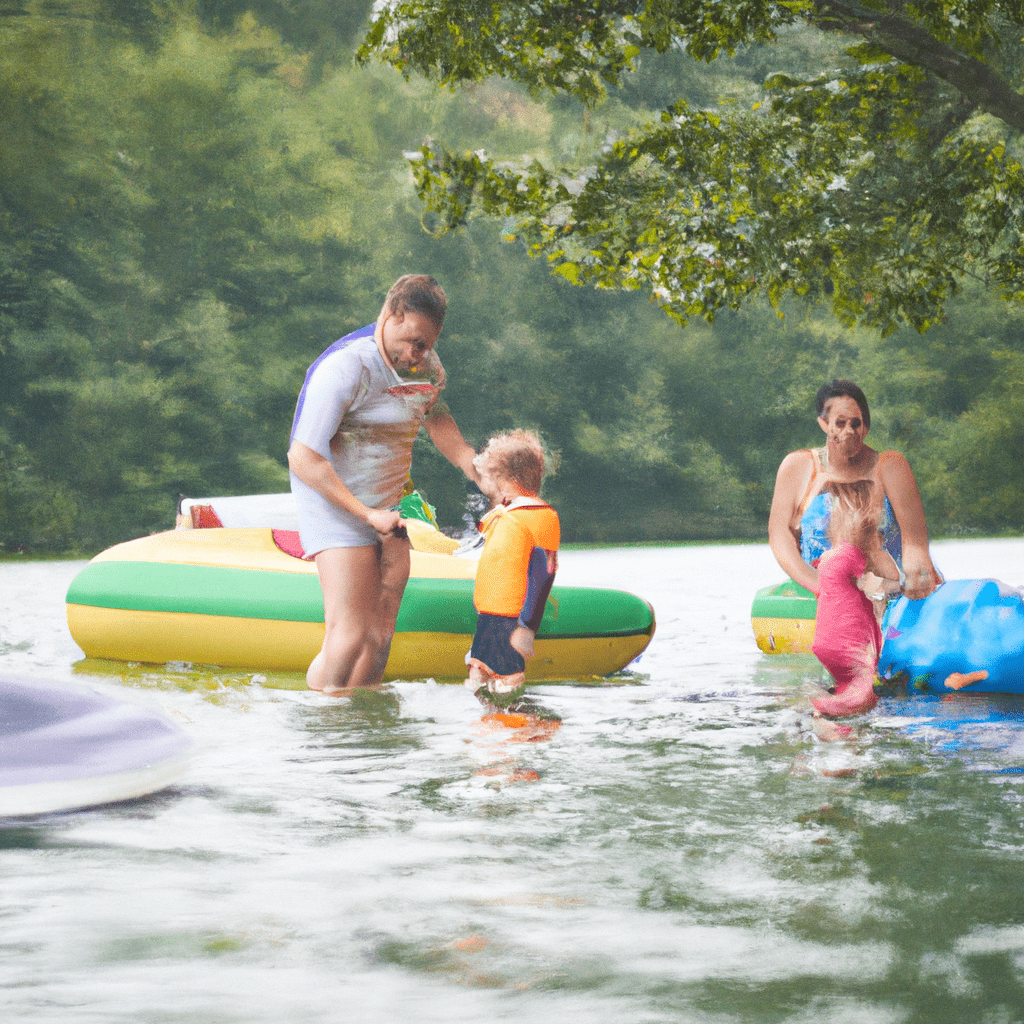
[4, 3, 1024, 554]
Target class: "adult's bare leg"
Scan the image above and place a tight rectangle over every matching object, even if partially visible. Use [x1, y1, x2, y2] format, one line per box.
[307, 545, 381, 695]
[365, 532, 411, 684]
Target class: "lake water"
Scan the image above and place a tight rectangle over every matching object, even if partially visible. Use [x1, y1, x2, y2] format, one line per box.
[3, 538, 1024, 1023]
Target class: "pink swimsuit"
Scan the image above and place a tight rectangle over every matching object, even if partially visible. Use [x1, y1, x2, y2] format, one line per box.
[811, 542, 881, 691]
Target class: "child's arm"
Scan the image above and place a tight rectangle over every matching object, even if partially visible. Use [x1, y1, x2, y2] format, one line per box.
[856, 572, 902, 601]
[858, 544, 901, 601]
[519, 547, 557, 633]
[513, 547, 558, 660]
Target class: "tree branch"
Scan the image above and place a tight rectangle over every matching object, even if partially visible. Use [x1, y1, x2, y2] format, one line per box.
[811, 0, 1024, 132]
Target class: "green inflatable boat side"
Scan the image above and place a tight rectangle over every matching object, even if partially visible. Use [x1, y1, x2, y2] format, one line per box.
[750, 580, 816, 621]
[66, 560, 654, 638]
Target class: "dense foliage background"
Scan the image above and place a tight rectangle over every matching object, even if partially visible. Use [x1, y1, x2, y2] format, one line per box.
[3, 0, 1023, 553]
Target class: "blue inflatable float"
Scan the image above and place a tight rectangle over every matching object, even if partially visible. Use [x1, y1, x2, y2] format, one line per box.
[879, 579, 1024, 695]
[0, 676, 194, 817]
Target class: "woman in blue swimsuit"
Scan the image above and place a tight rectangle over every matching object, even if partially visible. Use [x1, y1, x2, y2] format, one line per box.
[768, 379, 941, 602]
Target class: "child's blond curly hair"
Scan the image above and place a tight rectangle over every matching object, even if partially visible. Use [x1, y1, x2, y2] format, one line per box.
[476, 429, 554, 496]
[826, 479, 881, 554]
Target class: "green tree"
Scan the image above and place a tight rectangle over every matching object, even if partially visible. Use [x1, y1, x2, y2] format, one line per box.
[0, 4, 380, 549]
[360, 1, 1024, 335]
[8, 0, 1024, 551]
[407, 225, 774, 542]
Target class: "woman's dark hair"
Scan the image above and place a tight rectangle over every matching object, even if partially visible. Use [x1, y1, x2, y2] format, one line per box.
[816, 379, 870, 429]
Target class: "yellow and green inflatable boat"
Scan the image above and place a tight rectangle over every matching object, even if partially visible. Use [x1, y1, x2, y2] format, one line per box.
[66, 497, 655, 682]
[750, 579, 817, 654]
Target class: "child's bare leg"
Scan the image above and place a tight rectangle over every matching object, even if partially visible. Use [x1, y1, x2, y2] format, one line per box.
[811, 714, 853, 741]
[812, 674, 878, 718]
[465, 661, 490, 692]
[464, 660, 524, 696]
[813, 643, 879, 718]
[488, 670, 525, 695]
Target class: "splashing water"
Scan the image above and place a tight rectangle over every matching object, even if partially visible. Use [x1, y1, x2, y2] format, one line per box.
[450, 490, 489, 554]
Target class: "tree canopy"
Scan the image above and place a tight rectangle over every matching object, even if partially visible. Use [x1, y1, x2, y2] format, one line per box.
[360, 0, 1024, 334]
[4, 0, 1024, 553]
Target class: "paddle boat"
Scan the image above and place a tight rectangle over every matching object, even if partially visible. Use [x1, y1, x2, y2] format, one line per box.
[66, 494, 656, 681]
[0, 675, 193, 816]
[752, 576, 1024, 695]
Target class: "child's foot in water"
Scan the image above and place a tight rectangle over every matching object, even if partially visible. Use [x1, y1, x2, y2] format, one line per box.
[811, 715, 854, 742]
[811, 677, 878, 718]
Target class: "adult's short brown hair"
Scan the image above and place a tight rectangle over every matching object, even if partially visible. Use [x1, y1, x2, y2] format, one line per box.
[384, 274, 447, 330]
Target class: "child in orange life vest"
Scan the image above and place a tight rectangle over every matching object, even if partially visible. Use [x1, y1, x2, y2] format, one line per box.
[811, 479, 902, 719]
[465, 430, 560, 695]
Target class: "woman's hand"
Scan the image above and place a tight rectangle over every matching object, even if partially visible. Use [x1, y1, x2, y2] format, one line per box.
[902, 549, 941, 600]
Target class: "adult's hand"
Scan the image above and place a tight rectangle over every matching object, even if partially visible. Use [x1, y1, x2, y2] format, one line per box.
[367, 508, 404, 538]
[902, 553, 942, 600]
[288, 440, 375, 524]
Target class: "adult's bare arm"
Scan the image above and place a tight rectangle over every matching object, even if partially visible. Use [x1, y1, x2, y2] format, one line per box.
[879, 451, 940, 600]
[424, 412, 480, 485]
[767, 451, 819, 594]
[287, 440, 401, 536]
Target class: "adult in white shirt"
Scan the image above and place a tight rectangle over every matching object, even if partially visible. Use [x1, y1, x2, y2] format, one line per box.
[288, 275, 479, 694]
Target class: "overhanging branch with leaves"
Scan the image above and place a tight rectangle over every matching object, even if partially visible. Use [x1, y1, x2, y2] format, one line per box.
[360, 0, 1024, 333]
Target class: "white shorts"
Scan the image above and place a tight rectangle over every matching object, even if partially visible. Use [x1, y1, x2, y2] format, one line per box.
[292, 477, 380, 555]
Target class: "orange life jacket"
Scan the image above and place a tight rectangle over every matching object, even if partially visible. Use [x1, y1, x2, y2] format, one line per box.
[473, 497, 560, 625]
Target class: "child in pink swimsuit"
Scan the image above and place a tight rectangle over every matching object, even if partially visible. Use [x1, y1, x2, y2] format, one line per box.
[811, 480, 902, 718]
